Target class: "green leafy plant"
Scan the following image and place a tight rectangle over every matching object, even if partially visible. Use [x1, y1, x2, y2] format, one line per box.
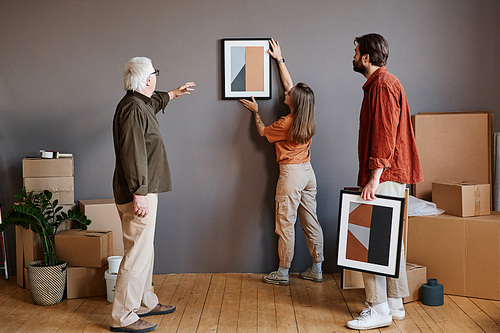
[0, 187, 91, 266]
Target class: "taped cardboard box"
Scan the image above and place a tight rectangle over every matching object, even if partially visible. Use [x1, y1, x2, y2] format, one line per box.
[23, 177, 75, 205]
[66, 265, 107, 299]
[412, 112, 493, 202]
[22, 157, 74, 178]
[432, 181, 490, 217]
[341, 264, 427, 303]
[407, 213, 500, 300]
[55, 229, 113, 268]
[79, 199, 124, 256]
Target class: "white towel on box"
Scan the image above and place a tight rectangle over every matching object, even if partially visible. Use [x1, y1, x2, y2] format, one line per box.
[408, 195, 444, 217]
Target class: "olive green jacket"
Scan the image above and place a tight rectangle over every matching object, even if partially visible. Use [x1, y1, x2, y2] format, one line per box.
[112, 90, 171, 204]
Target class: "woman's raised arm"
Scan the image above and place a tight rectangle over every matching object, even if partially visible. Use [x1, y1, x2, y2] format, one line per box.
[268, 38, 293, 92]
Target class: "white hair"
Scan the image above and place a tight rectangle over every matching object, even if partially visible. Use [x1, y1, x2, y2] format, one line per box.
[123, 57, 154, 92]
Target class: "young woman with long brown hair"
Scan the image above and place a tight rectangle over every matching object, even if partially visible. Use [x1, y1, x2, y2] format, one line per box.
[239, 39, 324, 286]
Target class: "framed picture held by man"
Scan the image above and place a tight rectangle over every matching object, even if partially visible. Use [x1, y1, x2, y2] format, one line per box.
[337, 190, 405, 278]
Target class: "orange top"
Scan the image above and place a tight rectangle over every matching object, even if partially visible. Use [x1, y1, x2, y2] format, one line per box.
[264, 114, 312, 164]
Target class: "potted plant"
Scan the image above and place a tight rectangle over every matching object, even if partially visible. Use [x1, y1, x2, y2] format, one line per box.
[0, 187, 91, 305]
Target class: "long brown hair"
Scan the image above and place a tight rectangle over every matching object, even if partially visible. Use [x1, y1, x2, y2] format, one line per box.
[289, 83, 316, 144]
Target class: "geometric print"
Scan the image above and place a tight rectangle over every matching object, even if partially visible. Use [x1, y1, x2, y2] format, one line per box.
[346, 202, 393, 266]
[230, 46, 264, 92]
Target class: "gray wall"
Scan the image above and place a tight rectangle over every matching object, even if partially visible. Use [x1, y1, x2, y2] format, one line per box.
[1, 0, 499, 276]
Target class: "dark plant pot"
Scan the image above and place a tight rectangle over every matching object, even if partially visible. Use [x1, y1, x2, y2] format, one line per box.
[27, 260, 67, 306]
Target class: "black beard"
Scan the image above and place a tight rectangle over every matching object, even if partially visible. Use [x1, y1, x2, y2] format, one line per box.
[353, 60, 367, 75]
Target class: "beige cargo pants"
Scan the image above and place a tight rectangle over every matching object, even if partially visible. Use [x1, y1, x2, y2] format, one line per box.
[275, 162, 324, 269]
[362, 181, 410, 304]
[111, 193, 159, 327]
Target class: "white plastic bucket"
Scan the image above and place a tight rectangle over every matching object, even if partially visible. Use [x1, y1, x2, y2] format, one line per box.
[105, 270, 117, 302]
[107, 256, 123, 274]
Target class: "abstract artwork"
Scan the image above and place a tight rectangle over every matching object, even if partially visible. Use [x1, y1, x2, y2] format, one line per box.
[221, 38, 271, 99]
[337, 190, 405, 278]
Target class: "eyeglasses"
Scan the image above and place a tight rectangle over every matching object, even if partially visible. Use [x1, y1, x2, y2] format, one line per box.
[151, 69, 160, 76]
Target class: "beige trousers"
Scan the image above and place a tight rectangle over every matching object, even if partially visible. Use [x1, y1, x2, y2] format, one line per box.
[111, 193, 159, 327]
[362, 181, 410, 304]
[275, 162, 324, 269]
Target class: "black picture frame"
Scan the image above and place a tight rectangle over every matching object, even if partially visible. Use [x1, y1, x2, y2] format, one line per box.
[337, 190, 405, 278]
[221, 38, 272, 100]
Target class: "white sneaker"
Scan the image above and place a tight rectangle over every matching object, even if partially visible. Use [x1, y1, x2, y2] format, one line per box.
[347, 303, 393, 330]
[391, 307, 405, 320]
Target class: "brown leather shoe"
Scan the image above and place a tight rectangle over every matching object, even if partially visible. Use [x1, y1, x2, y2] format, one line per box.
[110, 319, 157, 332]
[138, 304, 176, 317]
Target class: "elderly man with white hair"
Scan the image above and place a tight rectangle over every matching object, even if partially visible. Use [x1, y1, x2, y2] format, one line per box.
[111, 56, 194, 333]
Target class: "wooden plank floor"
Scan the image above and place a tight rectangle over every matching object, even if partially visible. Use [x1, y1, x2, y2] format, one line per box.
[1, 273, 500, 332]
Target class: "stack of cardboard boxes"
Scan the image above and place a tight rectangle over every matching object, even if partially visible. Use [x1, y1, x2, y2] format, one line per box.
[408, 111, 500, 300]
[16, 157, 76, 289]
[59, 196, 124, 300]
[55, 229, 113, 299]
[16, 156, 117, 299]
[22, 157, 75, 207]
[79, 199, 124, 256]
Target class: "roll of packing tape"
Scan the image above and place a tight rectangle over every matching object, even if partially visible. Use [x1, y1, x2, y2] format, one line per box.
[422, 278, 444, 306]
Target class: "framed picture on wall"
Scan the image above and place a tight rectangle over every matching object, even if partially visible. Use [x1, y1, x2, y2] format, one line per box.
[337, 190, 405, 278]
[221, 38, 272, 100]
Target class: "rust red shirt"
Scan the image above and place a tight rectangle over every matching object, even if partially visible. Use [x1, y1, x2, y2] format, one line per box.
[264, 114, 312, 164]
[357, 67, 423, 187]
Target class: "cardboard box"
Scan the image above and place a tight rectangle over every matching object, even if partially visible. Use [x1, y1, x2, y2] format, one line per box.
[23, 176, 74, 192]
[55, 229, 113, 268]
[341, 269, 365, 290]
[79, 199, 124, 256]
[66, 265, 107, 299]
[16, 226, 25, 287]
[404, 264, 427, 303]
[16, 225, 43, 288]
[412, 112, 493, 202]
[22, 157, 74, 178]
[24, 267, 29, 290]
[407, 213, 500, 300]
[341, 264, 427, 304]
[23, 177, 75, 204]
[432, 181, 490, 217]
